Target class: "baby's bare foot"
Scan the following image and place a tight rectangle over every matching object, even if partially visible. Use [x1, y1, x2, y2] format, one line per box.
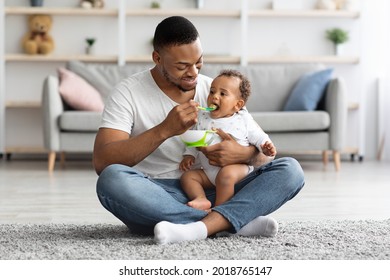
[187, 198, 211, 211]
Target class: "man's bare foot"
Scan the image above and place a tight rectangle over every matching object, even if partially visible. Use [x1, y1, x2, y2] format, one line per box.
[187, 198, 211, 211]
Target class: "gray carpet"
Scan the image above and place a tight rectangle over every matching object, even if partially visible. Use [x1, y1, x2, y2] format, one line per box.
[1, 220, 389, 260]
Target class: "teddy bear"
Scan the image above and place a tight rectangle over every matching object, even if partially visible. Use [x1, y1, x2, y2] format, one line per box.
[316, 0, 337, 10]
[317, 0, 358, 10]
[80, 0, 105, 9]
[21, 14, 54, 55]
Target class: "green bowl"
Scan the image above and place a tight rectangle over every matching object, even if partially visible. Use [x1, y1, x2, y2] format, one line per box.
[180, 130, 216, 147]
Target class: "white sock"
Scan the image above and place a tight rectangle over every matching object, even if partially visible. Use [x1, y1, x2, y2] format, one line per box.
[237, 216, 278, 237]
[154, 221, 208, 245]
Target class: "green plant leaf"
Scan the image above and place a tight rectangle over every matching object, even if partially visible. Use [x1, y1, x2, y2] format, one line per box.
[86, 38, 96, 46]
[326, 28, 349, 45]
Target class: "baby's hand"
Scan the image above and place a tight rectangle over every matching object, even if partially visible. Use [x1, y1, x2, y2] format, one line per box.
[261, 141, 277, 157]
[179, 155, 195, 171]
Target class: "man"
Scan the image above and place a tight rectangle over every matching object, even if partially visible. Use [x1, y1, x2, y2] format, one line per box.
[93, 16, 304, 245]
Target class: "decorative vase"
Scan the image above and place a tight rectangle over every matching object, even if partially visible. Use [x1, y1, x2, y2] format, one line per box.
[195, 0, 204, 9]
[85, 45, 95, 55]
[85, 38, 96, 55]
[316, 0, 336, 10]
[30, 0, 44, 6]
[341, 0, 359, 11]
[334, 44, 343, 56]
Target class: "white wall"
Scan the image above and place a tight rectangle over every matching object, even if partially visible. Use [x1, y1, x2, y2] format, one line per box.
[358, 0, 389, 160]
[369, 0, 390, 161]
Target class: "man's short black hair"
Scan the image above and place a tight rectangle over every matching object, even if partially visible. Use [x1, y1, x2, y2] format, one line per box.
[217, 69, 251, 103]
[153, 16, 199, 52]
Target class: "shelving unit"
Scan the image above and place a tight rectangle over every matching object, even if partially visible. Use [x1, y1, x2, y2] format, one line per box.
[0, 1, 121, 156]
[248, 9, 360, 18]
[4, 7, 118, 16]
[248, 55, 359, 64]
[0, 0, 361, 157]
[5, 53, 118, 62]
[2, 2, 361, 65]
[126, 9, 241, 17]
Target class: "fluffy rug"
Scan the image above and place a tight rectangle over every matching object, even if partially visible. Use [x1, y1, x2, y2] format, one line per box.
[1, 220, 389, 260]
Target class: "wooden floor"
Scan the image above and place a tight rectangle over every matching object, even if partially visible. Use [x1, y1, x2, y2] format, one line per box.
[0, 158, 389, 224]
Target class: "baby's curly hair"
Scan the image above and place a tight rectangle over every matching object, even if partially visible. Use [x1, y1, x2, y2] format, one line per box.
[217, 69, 251, 103]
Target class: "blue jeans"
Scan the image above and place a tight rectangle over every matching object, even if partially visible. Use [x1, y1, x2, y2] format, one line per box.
[96, 157, 304, 235]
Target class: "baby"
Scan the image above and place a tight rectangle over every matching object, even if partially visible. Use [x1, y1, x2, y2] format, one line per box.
[180, 69, 276, 211]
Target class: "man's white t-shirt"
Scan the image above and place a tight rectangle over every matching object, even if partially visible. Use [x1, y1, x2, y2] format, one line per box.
[100, 69, 212, 179]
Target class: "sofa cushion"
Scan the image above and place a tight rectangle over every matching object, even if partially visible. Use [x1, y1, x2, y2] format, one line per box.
[59, 111, 102, 132]
[66, 61, 153, 101]
[283, 68, 333, 111]
[58, 68, 104, 112]
[201, 64, 325, 112]
[250, 111, 330, 132]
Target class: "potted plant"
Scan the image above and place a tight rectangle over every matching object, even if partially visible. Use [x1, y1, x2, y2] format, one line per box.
[326, 28, 349, 56]
[85, 38, 96, 55]
[30, 0, 44, 6]
[150, 2, 160, 9]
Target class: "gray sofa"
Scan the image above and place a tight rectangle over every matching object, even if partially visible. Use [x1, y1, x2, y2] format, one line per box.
[42, 61, 347, 171]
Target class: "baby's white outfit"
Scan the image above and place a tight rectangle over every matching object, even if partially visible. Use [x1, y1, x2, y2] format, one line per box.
[184, 110, 270, 185]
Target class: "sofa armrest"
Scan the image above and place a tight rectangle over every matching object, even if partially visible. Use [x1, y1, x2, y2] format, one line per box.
[42, 75, 64, 151]
[325, 77, 347, 151]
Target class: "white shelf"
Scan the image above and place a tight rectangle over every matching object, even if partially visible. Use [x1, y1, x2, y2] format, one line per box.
[124, 55, 152, 63]
[124, 55, 358, 64]
[125, 55, 241, 64]
[5, 54, 118, 63]
[5, 54, 358, 64]
[203, 55, 241, 64]
[249, 10, 360, 18]
[248, 56, 360, 64]
[4, 7, 239, 17]
[5, 7, 118, 16]
[4, 146, 47, 154]
[126, 9, 240, 17]
[5, 7, 359, 19]
[5, 101, 41, 109]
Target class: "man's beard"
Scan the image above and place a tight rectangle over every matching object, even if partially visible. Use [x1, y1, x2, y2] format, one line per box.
[162, 67, 196, 93]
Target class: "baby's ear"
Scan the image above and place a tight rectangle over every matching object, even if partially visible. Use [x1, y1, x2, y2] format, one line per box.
[235, 99, 245, 110]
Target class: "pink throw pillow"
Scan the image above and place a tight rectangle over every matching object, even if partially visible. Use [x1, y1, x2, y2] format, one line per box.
[58, 67, 104, 112]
